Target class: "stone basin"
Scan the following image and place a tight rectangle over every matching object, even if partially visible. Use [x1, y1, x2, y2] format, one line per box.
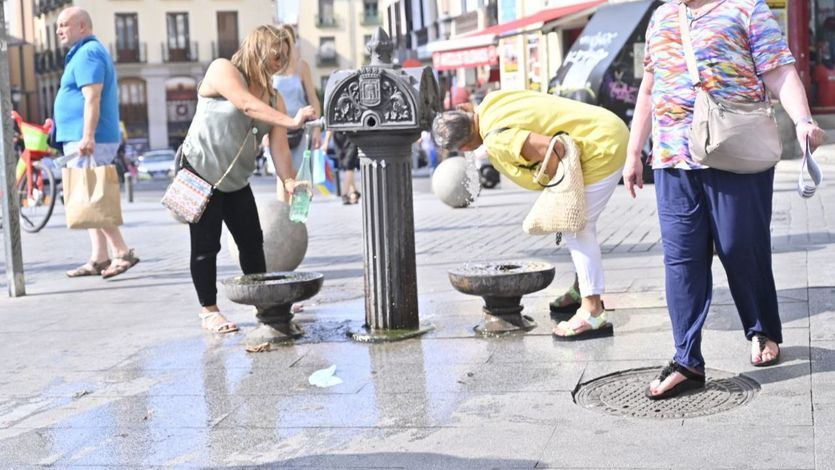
[223, 272, 324, 345]
[448, 261, 555, 336]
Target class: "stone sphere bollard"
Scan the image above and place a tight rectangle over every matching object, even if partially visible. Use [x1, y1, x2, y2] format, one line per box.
[431, 156, 479, 208]
[227, 199, 308, 271]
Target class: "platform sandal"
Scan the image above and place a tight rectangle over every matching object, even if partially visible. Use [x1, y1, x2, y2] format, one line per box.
[552, 309, 613, 341]
[549, 283, 582, 315]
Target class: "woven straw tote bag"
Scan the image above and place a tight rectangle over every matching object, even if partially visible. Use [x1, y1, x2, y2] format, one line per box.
[522, 133, 586, 235]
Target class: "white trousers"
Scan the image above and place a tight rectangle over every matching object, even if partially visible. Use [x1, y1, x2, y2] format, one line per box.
[562, 168, 622, 297]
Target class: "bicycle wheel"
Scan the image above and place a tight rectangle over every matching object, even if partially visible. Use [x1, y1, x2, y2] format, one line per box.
[17, 161, 57, 233]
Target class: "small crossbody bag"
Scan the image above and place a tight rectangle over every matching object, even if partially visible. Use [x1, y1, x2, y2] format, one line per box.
[161, 123, 254, 223]
[679, 3, 781, 174]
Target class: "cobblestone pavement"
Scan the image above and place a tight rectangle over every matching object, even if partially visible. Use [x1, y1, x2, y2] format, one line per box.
[0, 159, 833, 467]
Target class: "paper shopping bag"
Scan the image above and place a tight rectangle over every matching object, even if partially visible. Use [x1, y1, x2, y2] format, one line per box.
[312, 149, 338, 196]
[62, 164, 123, 229]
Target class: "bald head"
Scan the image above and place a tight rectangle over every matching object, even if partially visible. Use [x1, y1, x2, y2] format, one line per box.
[56, 7, 93, 47]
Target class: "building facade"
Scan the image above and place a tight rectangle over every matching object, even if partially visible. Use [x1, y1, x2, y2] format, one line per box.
[6, 0, 40, 122]
[287, 0, 383, 95]
[33, 0, 273, 153]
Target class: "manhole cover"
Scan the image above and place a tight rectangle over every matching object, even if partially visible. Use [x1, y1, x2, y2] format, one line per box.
[574, 367, 760, 419]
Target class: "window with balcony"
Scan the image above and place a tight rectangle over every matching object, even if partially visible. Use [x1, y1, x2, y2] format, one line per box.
[317, 0, 336, 27]
[166, 12, 190, 62]
[216, 11, 238, 60]
[317, 37, 337, 67]
[362, 1, 379, 25]
[461, 0, 481, 12]
[115, 13, 140, 63]
[119, 78, 148, 141]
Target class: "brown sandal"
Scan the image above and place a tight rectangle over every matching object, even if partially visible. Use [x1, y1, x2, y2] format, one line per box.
[67, 259, 111, 277]
[101, 249, 140, 279]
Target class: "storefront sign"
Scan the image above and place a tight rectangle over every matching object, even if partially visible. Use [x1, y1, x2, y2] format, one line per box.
[500, 36, 526, 90]
[432, 45, 498, 71]
[527, 33, 543, 91]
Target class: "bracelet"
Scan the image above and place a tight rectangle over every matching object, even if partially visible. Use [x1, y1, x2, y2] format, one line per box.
[283, 178, 295, 186]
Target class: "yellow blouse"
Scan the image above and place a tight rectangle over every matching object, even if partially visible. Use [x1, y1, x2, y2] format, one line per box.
[478, 90, 628, 190]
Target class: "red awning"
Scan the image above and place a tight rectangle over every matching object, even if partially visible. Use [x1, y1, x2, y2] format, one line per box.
[432, 45, 498, 71]
[428, 0, 606, 69]
[464, 0, 606, 39]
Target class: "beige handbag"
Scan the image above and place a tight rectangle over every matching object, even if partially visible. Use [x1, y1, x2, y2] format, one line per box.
[522, 133, 586, 235]
[679, 3, 781, 174]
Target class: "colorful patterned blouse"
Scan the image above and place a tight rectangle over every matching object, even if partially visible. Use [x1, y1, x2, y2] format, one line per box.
[643, 0, 795, 169]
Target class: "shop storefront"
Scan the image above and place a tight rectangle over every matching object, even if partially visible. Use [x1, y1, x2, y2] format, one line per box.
[427, 1, 605, 106]
[783, 0, 835, 111]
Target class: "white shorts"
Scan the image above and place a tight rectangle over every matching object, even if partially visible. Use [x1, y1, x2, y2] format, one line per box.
[63, 141, 121, 168]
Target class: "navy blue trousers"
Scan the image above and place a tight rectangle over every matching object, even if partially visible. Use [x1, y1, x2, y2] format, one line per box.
[655, 168, 781, 371]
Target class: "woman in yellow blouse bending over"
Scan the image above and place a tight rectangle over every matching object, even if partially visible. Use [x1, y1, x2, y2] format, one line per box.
[432, 90, 627, 340]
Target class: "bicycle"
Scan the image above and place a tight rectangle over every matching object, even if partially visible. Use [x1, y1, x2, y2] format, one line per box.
[11, 111, 58, 233]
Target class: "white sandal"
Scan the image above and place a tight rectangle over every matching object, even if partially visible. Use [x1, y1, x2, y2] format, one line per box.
[553, 308, 613, 341]
[199, 311, 238, 334]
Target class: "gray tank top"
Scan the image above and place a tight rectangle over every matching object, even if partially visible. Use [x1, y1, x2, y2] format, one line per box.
[273, 74, 307, 116]
[182, 95, 272, 192]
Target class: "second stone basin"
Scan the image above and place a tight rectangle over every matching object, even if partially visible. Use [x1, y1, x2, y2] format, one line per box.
[448, 262, 555, 298]
[448, 261, 555, 336]
[224, 272, 324, 307]
[223, 271, 324, 345]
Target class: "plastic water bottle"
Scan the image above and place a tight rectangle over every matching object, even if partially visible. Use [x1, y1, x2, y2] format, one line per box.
[289, 149, 312, 223]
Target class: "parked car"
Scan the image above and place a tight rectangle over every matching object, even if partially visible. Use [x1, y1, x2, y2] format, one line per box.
[136, 149, 176, 180]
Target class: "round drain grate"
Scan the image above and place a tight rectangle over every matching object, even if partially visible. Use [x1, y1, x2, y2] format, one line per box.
[574, 367, 760, 419]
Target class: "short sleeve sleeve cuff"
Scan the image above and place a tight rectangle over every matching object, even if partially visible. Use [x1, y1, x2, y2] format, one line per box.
[749, 0, 796, 75]
[73, 48, 106, 87]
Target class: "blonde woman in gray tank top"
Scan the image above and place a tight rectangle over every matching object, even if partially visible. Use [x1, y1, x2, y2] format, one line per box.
[184, 25, 316, 334]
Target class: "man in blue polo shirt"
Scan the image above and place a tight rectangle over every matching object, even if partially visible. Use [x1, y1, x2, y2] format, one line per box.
[56, 7, 139, 279]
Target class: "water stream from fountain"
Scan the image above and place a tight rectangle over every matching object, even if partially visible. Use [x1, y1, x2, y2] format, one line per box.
[462, 150, 487, 267]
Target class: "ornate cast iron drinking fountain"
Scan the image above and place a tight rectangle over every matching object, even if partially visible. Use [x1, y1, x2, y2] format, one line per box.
[448, 262, 555, 336]
[323, 27, 442, 342]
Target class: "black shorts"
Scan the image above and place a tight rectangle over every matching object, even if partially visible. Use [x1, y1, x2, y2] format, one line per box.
[333, 132, 359, 170]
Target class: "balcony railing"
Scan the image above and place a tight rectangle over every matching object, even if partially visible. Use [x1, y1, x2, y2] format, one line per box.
[316, 14, 339, 28]
[43, 50, 54, 72]
[415, 28, 428, 47]
[360, 12, 380, 26]
[34, 52, 44, 74]
[35, 48, 66, 73]
[316, 51, 338, 67]
[35, 0, 72, 17]
[161, 41, 199, 63]
[454, 11, 479, 35]
[110, 42, 147, 64]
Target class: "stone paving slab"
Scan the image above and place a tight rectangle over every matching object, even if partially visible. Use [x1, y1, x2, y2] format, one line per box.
[0, 162, 833, 466]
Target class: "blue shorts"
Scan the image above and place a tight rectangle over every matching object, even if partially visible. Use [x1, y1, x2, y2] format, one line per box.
[63, 141, 120, 168]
